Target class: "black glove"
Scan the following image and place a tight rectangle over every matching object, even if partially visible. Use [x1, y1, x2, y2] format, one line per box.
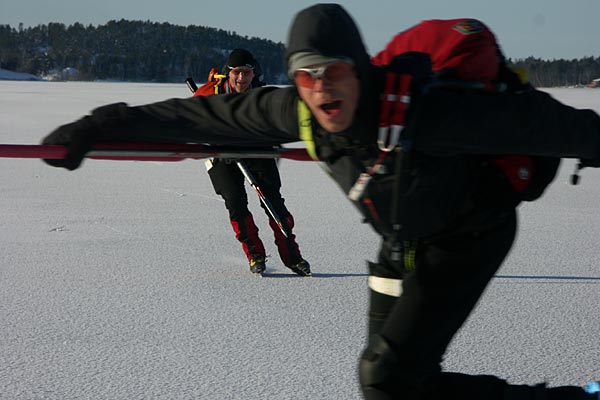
[41, 116, 99, 170]
[41, 102, 129, 170]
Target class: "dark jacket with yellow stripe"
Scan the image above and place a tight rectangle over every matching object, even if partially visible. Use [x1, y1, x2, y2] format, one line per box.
[76, 4, 600, 241]
[84, 80, 599, 241]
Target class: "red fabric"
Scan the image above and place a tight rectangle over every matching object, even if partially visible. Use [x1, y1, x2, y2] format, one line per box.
[269, 214, 302, 267]
[230, 213, 266, 261]
[372, 19, 535, 194]
[490, 155, 534, 192]
[193, 68, 225, 97]
[372, 18, 500, 85]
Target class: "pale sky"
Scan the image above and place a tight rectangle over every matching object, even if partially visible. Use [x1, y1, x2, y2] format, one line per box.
[1, 0, 599, 60]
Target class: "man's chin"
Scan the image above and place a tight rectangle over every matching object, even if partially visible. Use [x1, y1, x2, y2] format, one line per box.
[234, 83, 251, 93]
[316, 114, 351, 133]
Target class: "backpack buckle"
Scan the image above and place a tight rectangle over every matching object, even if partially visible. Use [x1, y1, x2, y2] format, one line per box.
[378, 124, 402, 152]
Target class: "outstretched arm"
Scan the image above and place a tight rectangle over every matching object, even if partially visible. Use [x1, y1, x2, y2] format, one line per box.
[409, 88, 600, 162]
[41, 86, 300, 170]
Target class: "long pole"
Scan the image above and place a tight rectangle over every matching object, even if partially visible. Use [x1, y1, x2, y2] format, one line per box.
[185, 76, 289, 237]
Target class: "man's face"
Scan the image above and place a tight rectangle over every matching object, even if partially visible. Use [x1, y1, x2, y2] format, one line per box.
[228, 67, 255, 93]
[294, 62, 360, 133]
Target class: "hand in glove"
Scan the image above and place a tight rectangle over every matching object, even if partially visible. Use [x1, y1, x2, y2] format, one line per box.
[41, 116, 99, 170]
[41, 102, 129, 170]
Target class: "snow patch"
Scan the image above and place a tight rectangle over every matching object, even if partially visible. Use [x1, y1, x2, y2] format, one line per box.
[0, 67, 43, 81]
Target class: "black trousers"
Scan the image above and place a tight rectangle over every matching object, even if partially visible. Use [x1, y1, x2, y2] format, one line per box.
[207, 158, 303, 265]
[361, 209, 592, 400]
[386, 209, 516, 377]
[207, 158, 286, 220]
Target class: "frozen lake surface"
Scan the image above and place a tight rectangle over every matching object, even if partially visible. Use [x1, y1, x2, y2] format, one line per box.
[1, 81, 599, 399]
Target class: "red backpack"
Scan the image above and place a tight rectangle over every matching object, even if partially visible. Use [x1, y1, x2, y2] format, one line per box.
[193, 68, 228, 97]
[372, 19, 500, 86]
[372, 18, 558, 200]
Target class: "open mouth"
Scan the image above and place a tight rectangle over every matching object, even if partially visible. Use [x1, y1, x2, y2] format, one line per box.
[320, 100, 342, 116]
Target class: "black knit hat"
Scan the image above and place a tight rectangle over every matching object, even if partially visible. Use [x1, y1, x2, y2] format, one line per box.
[227, 48, 255, 69]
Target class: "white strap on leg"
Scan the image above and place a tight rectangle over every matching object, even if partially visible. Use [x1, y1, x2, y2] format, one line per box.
[368, 275, 403, 297]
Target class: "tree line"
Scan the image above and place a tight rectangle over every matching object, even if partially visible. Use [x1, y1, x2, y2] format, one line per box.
[1, 20, 599, 87]
[509, 56, 600, 88]
[0, 20, 288, 84]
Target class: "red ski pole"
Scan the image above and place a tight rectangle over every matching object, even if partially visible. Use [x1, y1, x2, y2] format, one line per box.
[0, 143, 314, 162]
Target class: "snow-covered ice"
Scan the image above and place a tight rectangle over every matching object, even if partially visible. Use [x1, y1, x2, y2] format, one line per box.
[1, 81, 599, 399]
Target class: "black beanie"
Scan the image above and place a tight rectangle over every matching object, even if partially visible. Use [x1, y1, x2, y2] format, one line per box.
[227, 49, 255, 69]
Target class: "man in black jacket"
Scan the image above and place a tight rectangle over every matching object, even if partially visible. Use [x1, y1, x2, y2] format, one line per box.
[41, 4, 600, 400]
[197, 48, 310, 277]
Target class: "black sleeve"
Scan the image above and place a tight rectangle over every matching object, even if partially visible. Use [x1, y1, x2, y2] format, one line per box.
[93, 86, 301, 146]
[408, 88, 600, 161]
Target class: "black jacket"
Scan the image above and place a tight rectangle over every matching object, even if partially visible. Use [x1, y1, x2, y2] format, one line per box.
[45, 5, 600, 240]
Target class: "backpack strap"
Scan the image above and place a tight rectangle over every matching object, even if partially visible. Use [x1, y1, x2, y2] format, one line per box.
[378, 68, 413, 151]
[349, 61, 421, 202]
[297, 100, 320, 161]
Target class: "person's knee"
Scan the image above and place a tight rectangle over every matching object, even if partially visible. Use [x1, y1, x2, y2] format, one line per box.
[359, 334, 397, 388]
[224, 194, 249, 216]
[229, 209, 253, 224]
[359, 334, 417, 400]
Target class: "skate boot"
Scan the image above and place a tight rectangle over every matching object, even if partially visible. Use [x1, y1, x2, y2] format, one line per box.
[288, 259, 312, 277]
[249, 256, 266, 275]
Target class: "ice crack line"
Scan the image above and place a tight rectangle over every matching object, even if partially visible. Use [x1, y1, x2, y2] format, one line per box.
[160, 188, 224, 202]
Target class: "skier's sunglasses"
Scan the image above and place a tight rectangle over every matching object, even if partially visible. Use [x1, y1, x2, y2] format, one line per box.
[228, 67, 254, 77]
[293, 61, 355, 88]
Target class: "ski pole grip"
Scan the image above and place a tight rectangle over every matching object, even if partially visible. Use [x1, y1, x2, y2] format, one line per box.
[185, 77, 199, 93]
